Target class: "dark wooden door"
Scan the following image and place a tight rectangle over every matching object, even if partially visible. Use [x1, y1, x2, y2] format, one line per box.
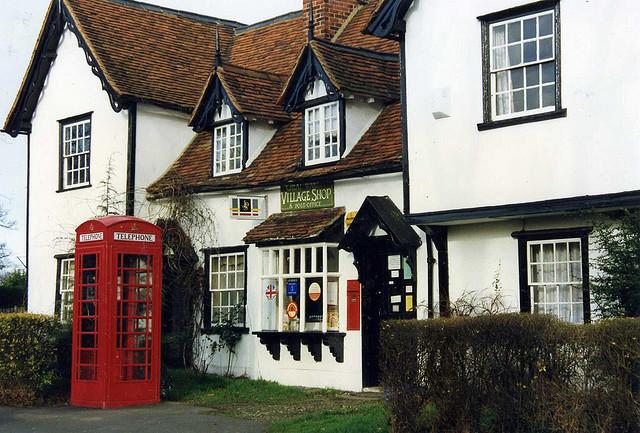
[361, 245, 387, 387]
[360, 238, 417, 388]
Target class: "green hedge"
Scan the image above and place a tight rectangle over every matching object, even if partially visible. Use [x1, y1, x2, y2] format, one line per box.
[380, 314, 640, 433]
[0, 313, 71, 405]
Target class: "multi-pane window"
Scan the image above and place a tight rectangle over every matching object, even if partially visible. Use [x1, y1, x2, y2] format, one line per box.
[209, 252, 245, 326]
[213, 122, 243, 176]
[528, 239, 583, 323]
[61, 118, 91, 188]
[58, 257, 75, 324]
[260, 244, 340, 332]
[305, 102, 340, 166]
[489, 10, 556, 118]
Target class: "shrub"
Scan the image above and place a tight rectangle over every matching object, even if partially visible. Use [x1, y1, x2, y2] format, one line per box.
[380, 314, 640, 433]
[0, 313, 71, 405]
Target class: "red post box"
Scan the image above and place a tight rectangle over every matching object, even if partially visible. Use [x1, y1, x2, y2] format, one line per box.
[347, 280, 361, 331]
[71, 216, 162, 408]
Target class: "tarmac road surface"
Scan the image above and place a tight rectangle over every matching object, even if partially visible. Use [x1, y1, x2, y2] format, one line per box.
[0, 402, 267, 433]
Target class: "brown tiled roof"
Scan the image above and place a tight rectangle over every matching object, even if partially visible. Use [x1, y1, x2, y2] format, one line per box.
[243, 207, 345, 244]
[190, 64, 292, 127]
[64, 0, 239, 112]
[334, 0, 399, 54]
[147, 102, 402, 197]
[230, 12, 307, 75]
[3, 0, 242, 135]
[310, 40, 400, 102]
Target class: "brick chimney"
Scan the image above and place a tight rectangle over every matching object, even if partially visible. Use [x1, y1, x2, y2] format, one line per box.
[304, 0, 363, 41]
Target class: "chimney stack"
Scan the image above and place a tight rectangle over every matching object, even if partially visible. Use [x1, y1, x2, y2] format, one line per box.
[303, 0, 363, 40]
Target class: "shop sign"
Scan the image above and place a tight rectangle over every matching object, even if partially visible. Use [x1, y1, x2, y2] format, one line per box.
[308, 282, 321, 302]
[280, 181, 334, 212]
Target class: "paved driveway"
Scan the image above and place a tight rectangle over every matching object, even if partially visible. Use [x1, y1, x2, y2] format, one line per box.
[0, 402, 267, 433]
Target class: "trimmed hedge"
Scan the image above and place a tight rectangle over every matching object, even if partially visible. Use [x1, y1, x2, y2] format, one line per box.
[0, 313, 71, 405]
[380, 314, 640, 433]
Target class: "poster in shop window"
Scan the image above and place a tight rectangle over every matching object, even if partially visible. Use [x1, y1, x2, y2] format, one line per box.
[262, 279, 278, 330]
[306, 278, 323, 324]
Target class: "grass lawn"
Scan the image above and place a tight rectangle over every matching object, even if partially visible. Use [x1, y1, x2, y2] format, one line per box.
[162, 369, 388, 433]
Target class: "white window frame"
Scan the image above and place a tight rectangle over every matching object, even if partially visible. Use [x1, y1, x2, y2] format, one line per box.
[304, 101, 340, 166]
[213, 122, 243, 176]
[58, 257, 75, 324]
[209, 251, 246, 326]
[489, 9, 556, 120]
[260, 243, 340, 333]
[61, 118, 91, 189]
[527, 238, 584, 324]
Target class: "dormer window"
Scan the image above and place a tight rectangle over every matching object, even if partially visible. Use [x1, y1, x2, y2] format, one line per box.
[304, 101, 340, 166]
[213, 121, 244, 176]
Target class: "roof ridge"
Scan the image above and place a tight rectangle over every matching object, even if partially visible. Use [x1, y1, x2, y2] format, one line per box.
[103, 0, 246, 27]
[221, 63, 288, 81]
[313, 38, 398, 61]
[235, 10, 303, 35]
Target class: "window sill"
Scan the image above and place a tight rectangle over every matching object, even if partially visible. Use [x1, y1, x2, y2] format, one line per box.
[56, 184, 92, 193]
[202, 326, 250, 335]
[477, 108, 567, 131]
[253, 331, 345, 363]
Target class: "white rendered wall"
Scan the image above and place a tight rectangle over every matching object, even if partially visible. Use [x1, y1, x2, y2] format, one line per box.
[246, 121, 276, 167]
[444, 215, 597, 314]
[344, 100, 383, 156]
[134, 104, 195, 215]
[27, 28, 128, 313]
[404, 0, 640, 214]
[191, 173, 404, 391]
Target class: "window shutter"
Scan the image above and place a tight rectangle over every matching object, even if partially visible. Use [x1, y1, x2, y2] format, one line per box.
[203, 256, 212, 330]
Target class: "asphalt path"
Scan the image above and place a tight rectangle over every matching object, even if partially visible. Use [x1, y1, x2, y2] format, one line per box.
[0, 402, 267, 433]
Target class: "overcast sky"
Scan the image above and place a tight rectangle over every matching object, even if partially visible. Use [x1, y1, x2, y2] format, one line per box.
[0, 0, 301, 268]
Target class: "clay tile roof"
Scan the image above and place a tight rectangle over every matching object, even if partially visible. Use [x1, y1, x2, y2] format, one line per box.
[191, 64, 292, 127]
[3, 0, 243, 135]
[64, 0, 240, 112]
[230, 12, 307, 75]
[310, 39, 400, 102]
[334, 0, 399, 54]
[147, 101, 402, 197]
[243, 207, 345, 244]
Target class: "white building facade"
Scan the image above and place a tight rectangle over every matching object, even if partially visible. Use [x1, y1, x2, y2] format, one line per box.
[367, 0, 640, 323]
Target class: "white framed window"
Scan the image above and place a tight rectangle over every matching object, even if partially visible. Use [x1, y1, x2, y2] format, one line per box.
[209, 251, 245, 326]
[260, 243, 340, 332]
[213, 122, 243, 176]
[304, 101, 340, 166]
[61, 118, 91, 189]
[58, 257, 75, 324]
[230, 196, 266, 219]
[528, 238, 584, 324]
[489, 9, 556, 119]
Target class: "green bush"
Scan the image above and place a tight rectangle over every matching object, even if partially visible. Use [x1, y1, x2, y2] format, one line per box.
[380, 314, 640, 433]
[0, 313, 71, 405]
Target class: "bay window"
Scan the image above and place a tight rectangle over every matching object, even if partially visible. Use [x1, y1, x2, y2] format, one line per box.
[261, 243, 340, 332]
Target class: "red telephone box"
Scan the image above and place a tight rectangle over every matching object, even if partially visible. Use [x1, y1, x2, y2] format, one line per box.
[71, 216, 162, 408]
